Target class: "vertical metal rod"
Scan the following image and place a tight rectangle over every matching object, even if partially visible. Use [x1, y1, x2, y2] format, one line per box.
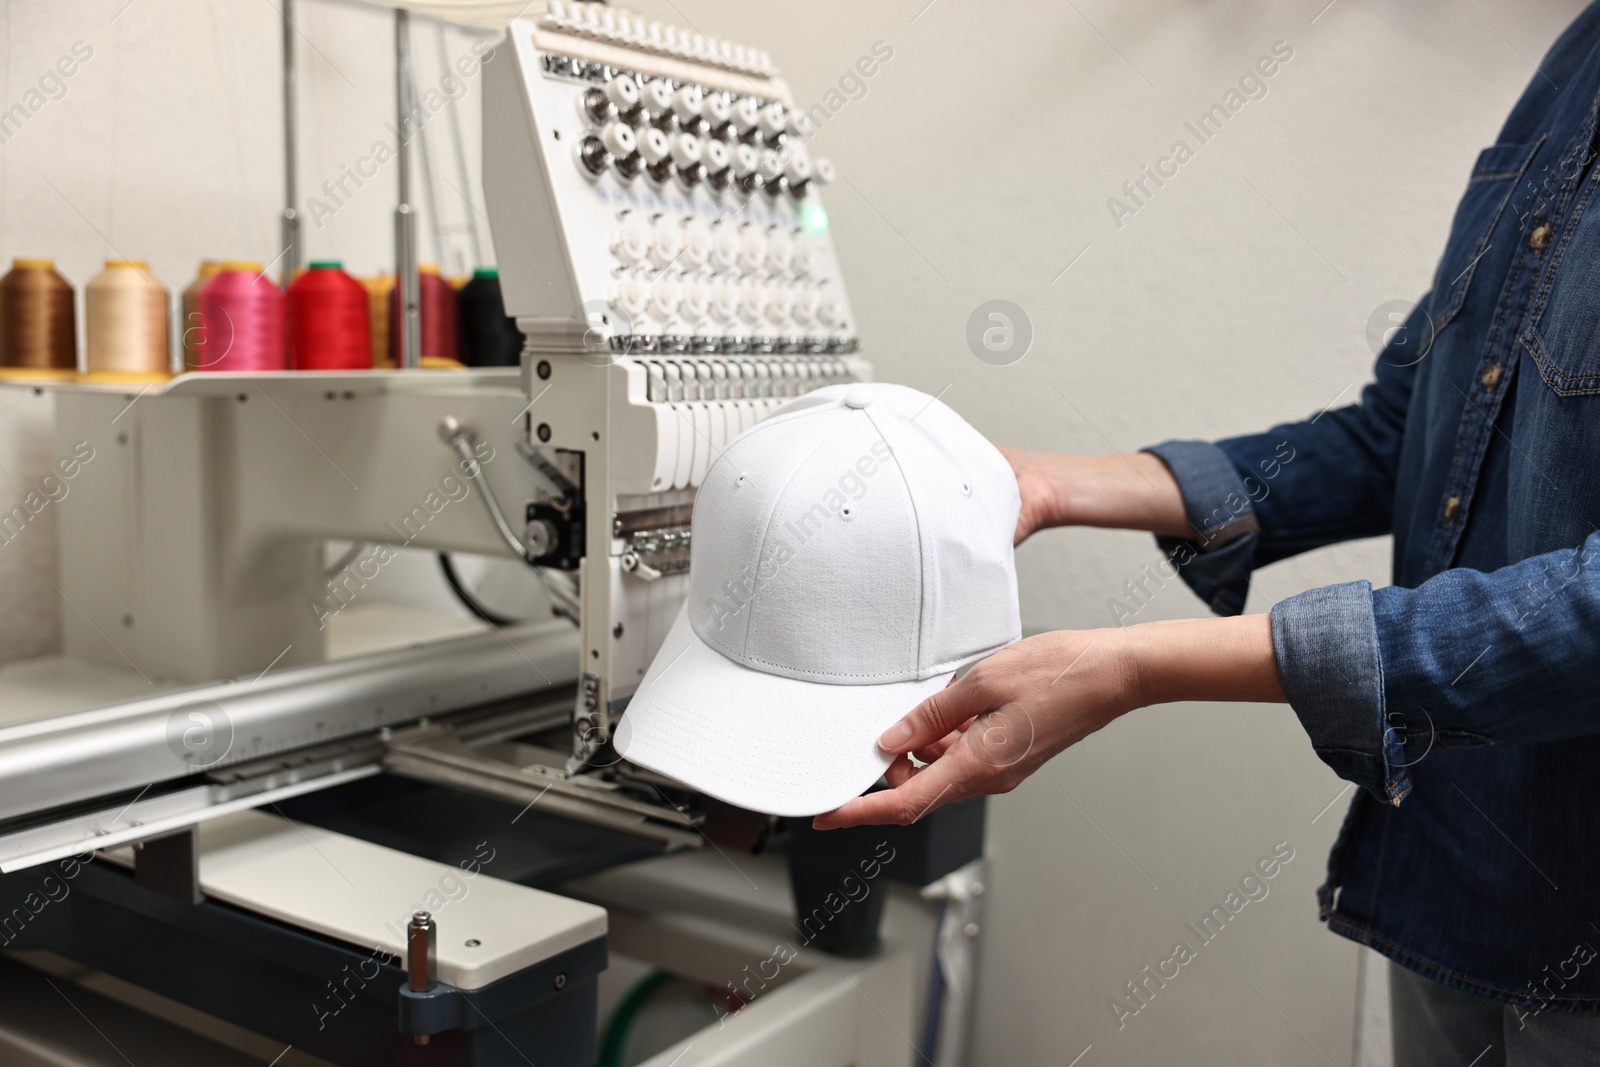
[407, 910, 438, 990]
[395, 9, 421, 369]
[280, 0, 301, 290]
[406, 910, 438, 1046]
[436, 23, 485, 269]
[410, 65, 448, 273]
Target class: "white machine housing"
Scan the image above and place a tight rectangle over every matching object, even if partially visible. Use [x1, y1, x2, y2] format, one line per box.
[481, 6, 869, 729]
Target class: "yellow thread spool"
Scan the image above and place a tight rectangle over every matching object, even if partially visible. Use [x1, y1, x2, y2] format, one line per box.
[362, 274, 394, 368]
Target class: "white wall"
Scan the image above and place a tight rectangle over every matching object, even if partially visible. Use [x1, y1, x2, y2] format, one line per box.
[0, 0, 1587, 1063]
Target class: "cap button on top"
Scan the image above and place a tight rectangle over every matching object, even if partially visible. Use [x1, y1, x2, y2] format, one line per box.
[843, 388, 874, 409]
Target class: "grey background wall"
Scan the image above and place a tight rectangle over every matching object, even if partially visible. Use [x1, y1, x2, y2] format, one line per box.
[0, 0, 1587, 1064]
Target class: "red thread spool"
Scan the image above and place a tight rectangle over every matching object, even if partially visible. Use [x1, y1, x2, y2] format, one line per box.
[390, 264, 460, 367]
[195, 261, 286, 372]
[288, 261, 371, 371]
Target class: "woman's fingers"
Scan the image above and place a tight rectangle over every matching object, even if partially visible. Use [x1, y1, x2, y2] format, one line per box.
[884, 754, 920, 788]
[878, 678, 997, 756]
[815, 744, 983, 830]
[911, 723, 970, 764]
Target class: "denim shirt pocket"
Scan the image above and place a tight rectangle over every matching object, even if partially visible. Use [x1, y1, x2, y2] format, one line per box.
[1522, 171, 1600, 396]
[1424, 140, 1545, 338]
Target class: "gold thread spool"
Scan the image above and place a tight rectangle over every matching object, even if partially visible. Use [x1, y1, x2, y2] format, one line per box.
[362, 275, 394, 368]
[85, 260, 171, 381]
[0, 258, 78, 379]
[180, 259, 222, 370]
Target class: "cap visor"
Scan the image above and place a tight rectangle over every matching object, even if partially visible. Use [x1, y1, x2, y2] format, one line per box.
[615, 604, 950, 818]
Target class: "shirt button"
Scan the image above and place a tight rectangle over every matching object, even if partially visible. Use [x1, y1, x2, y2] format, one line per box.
[1529, 223, 1552, 251]
[1444, 495, 1461, 521]
[1481, 362, 1502, 388]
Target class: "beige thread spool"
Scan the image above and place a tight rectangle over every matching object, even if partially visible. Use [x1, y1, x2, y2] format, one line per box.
[85, 260, 171, 380]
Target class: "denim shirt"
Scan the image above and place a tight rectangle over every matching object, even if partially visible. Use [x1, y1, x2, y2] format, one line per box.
[1146, 3, 1600, 1010]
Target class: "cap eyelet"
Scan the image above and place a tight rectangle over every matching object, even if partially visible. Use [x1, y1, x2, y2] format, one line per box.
[840, 504, 854, 521]
[735, 472, 749, 487]
[960, 482, 972, 496]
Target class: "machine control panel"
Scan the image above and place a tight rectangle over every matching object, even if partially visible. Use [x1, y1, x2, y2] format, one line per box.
[484, 5, 857, 357]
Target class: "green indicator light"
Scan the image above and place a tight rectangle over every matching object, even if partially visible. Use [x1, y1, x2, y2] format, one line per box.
[801, 203, 829, 234]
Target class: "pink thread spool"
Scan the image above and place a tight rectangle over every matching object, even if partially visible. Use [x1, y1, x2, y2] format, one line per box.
[193, 260, 285, 372]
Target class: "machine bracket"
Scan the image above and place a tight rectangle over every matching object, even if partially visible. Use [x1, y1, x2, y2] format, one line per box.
[133, 826, 202, 904]
[526, 448, 586, 569]
[381, 720, 704, 851]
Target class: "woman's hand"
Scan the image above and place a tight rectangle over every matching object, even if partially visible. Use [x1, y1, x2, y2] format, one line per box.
[995, 448, 1192, 545]
[814, 615, 1285, 830]
[813, 631, 1134, 829]
[996, 446, 1075, 545]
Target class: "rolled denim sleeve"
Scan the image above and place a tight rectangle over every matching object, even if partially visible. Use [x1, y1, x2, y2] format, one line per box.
[1271, 580, 1412, 805]
[1269, 532, 1600, 804]
[1143, 440, 1263, 617]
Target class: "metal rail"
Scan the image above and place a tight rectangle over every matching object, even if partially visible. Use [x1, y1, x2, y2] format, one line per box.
[0, 620, 578, 825]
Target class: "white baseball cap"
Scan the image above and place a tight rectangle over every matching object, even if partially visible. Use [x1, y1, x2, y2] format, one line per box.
[614, 382, 1021, 817]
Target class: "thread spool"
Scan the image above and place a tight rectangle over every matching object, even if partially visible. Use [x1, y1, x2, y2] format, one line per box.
[288, 261, 371, 371]
[0, 258, 78, 378]
[85, 260, 171, 380]
[194, 261, 286, 372]
[457, 268, 523, 368]
[420, 266, 460, 367]
[390, 264, 461, 368]
[180, 259, 222, 370]
[362, 275, 394, 367]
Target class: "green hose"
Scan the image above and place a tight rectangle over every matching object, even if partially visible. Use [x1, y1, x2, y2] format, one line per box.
[596, 968, 677, 1067]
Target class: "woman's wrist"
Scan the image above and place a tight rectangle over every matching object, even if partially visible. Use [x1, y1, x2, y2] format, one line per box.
[1111, 614, 1287, 710]
[1075, 453, 1191, 537]
[1037, 452, 1191, 537]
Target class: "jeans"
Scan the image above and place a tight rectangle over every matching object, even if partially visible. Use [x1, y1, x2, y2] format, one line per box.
[1390, 962, 1600, 1065]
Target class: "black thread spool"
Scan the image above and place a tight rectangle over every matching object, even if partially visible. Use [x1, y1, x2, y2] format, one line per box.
[456, 267, 522, 367]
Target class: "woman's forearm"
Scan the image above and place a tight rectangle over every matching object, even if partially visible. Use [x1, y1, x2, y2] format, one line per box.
[1118, 614, 1287, 707]
[1002, 448, 1192, 540]
[816, 615, 1289, 829]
